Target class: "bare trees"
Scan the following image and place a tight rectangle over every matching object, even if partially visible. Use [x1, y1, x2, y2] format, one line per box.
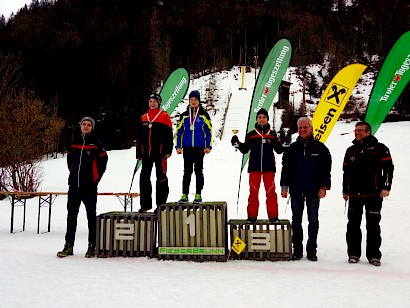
[0, 53, 64, 192]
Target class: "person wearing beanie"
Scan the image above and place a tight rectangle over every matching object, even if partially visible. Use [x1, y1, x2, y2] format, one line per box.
[175, 90, 213, 203]
[58, 116, 108, 258]
[189, 90, 200, 101]
[80, 116, 95, 130]
[231, 108, 283, 223]
[136, 92, 173, 213]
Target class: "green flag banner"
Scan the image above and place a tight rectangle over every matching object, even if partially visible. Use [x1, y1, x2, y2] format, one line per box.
[241, 39, 292, 171]
[365, 31, 410, 133]
[160, 68, 190, 115]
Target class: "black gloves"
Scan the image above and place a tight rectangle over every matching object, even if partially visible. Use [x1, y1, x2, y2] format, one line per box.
[231, 135, 239, 148]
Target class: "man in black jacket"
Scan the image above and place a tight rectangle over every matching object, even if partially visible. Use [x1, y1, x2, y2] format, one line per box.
[343, 121, 393, 266]
[57, 117, 108, 258]
[280, 117, 332, 261]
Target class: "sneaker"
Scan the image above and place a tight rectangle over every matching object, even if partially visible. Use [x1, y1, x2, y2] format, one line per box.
[292, 253, 302, 260]
[85, 243, 96, 258]
[57, 242, 73, 258]
[307, 251, 318, 261]
[269, 217, 280, 223]
[138, 208, 148, 213]
[348, 256, 360, 263]
[246, 217, 257, 223]
[369, 258, 381, 267]
[178, 194, 188, 203]
[193, 194, 202, 203]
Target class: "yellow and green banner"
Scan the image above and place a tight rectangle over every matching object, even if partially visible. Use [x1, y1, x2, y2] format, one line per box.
[312, 63, 367, 143]
[365, 31, 410, 134]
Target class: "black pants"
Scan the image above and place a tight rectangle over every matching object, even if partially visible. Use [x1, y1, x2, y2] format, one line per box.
[140, 157, 169, 210]
[346, 196, 382, 260]
[182, 147, 205, 195]
[65, 185, 97, 246]
[291, 195, 320, 255]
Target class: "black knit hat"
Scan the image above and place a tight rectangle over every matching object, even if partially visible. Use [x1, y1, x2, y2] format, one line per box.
[149, 92, 162, 104]
[189, 90, 201, 101]
[256, 108, 269, 120]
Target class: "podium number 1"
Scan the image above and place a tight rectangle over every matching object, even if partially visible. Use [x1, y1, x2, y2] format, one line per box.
[185, 213, 196, 237]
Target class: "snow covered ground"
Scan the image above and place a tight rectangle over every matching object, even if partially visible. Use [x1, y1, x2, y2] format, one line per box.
[1, 68, 410, 307]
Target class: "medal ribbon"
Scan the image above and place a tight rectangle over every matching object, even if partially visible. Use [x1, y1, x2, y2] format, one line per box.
[147, 110, 162, 126]
[189, 107, 199, 128]
[254, 127, 269, 140]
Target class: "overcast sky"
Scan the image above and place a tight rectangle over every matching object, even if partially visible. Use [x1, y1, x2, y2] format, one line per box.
[0, 0, 31, 18]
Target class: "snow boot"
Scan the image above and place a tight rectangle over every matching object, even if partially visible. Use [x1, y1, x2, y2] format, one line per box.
[85, 243, 96, 258]
[57, 242, 73, 258]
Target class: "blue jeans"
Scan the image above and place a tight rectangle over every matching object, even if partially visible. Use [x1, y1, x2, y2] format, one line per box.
[291, 195, 320, 254]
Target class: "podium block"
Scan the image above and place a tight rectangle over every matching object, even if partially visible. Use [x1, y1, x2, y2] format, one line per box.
[228, 219, 292, 261]
[96, 211, 157, 258]
[158, 202, 228, 262]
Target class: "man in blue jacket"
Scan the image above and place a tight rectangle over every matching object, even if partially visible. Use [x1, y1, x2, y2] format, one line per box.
[280, 117, 332, 261]
[175, 90, 213, 203]
[57, 117, 108, 258]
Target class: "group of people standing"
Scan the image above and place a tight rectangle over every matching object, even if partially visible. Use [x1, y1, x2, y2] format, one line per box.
[58, 90, 213, 258]
[232, 113, 393, 266]
[136, 90, 213, 211]
[57, 92, 394, 267]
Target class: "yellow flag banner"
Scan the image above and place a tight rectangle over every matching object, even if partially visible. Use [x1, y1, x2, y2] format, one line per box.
[312, 64, 367, 143]
[231, 236, 246, 255]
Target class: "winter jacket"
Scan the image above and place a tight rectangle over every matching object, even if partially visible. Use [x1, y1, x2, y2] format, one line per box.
[280, 134, 331, 198]
[175, 105, 213, 149]
[238, 123, 283, 173]
[67, 133, 108, 187]
[136, 109, 173, 160]
[343, 134, 393, 196]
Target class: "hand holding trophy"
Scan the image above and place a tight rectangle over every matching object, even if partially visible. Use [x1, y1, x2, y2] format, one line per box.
[231, 130, 239, 151]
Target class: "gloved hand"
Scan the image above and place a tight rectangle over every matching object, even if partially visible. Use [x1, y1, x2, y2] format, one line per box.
[231, 135, 239, 147]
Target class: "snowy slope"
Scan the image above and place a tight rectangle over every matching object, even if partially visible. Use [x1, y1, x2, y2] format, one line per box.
[1, 67, 410, 308]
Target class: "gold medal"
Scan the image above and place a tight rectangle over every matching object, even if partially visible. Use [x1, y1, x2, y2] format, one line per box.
[148, 123, 152, 128]
[261, 138, 266, 144]
[190, 125, 195, 130]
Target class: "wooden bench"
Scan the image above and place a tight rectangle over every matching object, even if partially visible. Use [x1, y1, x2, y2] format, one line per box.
[0, 191, 139, 234]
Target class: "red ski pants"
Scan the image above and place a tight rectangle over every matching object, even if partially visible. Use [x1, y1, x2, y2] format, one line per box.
[247, 171, 278, 219]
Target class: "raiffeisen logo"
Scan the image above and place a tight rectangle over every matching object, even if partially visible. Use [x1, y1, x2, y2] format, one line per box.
[253, 45, 290, 113]
[314, 83, 348, 141]
[324, 83, 348, 107]
[380, 53, 410, 102]
[314, 108, 337, 141]
[162, 77, 188, 111]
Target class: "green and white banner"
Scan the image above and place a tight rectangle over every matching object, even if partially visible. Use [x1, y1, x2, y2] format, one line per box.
[160, 67, 190, 115]
[365, 31, 410, 133]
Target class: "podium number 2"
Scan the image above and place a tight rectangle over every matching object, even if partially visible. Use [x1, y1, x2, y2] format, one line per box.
[185, 214, 196, 237]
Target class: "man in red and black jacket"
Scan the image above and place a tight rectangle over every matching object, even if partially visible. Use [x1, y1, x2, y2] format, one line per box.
[136, 93, 173, 212]
[58, 116, 108, 258]
[343, 121, 394, 266]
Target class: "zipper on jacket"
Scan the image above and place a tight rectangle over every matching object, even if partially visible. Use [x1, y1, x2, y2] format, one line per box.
[260, 139, 264, 171]
[77, 134, 85, 188]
